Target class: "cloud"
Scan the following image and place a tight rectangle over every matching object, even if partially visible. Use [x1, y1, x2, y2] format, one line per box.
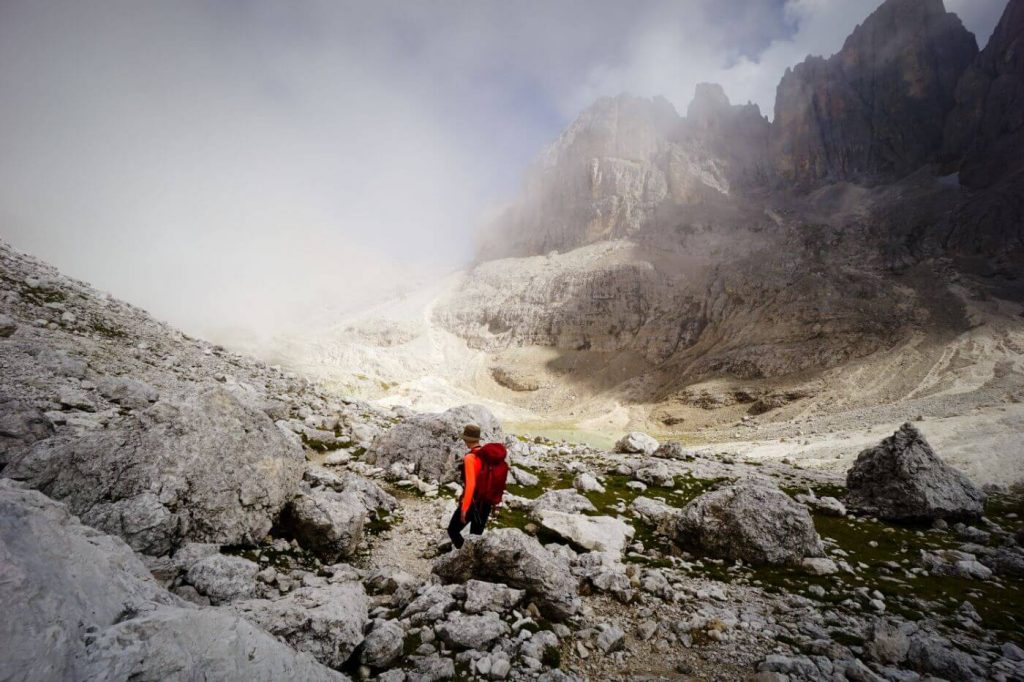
[570, 0, 1007, 118]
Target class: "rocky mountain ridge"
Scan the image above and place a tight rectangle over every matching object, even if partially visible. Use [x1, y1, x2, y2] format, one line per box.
[428, 0, 1024, 421]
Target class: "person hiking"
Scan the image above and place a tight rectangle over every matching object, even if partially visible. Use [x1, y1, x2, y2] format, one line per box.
[446, 423, 508, 549]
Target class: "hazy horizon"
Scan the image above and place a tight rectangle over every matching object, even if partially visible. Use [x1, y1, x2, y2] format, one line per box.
[0, 0, 1005, 342]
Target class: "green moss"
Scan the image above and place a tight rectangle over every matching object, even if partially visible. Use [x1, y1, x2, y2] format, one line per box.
[402, 631, 423, 656]
[222, 543, 321, 573]
[677, 495, 1024, 644]
[541, 644, 562, 668]
[365, 508, 398, 536]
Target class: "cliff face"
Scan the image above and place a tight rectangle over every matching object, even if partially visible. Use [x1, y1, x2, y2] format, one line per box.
[944, 0, 1024, 189]
[941, 0, 1024, 264]
[771, 0, 977, 187]
[447, 0, 1022, 400]
[478, 88, 769, 260]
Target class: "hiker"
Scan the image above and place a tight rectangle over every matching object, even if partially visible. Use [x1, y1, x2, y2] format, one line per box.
[447, 423, 508, 549]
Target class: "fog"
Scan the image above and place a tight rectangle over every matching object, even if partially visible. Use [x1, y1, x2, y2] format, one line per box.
[0, 0, 1004, 342]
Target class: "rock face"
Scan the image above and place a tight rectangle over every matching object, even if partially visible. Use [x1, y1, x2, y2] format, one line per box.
[944, 0, 1024, 189]
[4, 385, 305, 556]
[675, 482, 824, 565]
[365, 404, 502, 483]
[845, 423, 985, 521]
[432, 528, 581, 620]
[0, 480, 342, 681]
[231, 582, 369, 669]
[771, 0, 977, 186]
[280, 487, 367, 562]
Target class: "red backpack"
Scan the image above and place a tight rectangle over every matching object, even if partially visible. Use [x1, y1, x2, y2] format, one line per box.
[474, 442, 509, 506]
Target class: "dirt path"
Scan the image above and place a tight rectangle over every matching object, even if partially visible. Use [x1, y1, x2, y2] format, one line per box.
[366, 493, 455, 579]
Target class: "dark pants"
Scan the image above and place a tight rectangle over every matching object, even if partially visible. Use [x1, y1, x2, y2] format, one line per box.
[447, 500, 492, 549]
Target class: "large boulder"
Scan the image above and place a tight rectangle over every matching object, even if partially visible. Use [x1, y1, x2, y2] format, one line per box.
[615, 431, 659, 455]
[432, 528, 580, 620]
[629, 496, 678, 530]
[360, 619, 405, 668]
[365, 404, 502, 483]
[845, 423, 985, 521]
[531, 489, 597, 515]
[435, 611, 510, 650]
[184, 553, 259, 604]
[0, 480, 342, 681]
[279, 488, 366, 563]
[536, 510, 635, 554]
[231, 582, 369, 669]
[674, 482, 824, 565]
[81, 608, 345, 681]
[3, 386, 305, 556]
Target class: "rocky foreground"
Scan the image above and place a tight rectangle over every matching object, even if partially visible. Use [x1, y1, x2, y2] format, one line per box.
[2, 238, 1024, 682]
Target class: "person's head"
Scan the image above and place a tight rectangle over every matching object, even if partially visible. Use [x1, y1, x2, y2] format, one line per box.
[461, 423, 481, 448]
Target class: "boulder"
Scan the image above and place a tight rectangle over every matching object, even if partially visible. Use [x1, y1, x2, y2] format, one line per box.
[796, 491, 846, 517]
[3, 385, 305, 556]
[184, 553, 259, 604]
[436, 612, 510, 650]
[674, 482, 824, 565]
[907, 634, 985, 680]
[365, 404, 502, 483]
[845, 423, 985, 521]
[629, 496, 678, 530]
[633, 461, 674, 487]
[281, 488, 366, 562]
[537, 510, 635, 554]
[360, 619, 405, 668]
[432, 528, 580, 620]
[511, 466, 540, 487]
[0, 480, 341, 681]
[81, 607, 344, 681]
[231, 582, 369, 669]
[653, 441, 688, 459]
[572, 472, 605, 493]
[463, 579, 525, 614]
[531, 489, 596, 515]
[97, 376, 160, 410]
[402, 584, 459, 624]
[303, 465, 398, 515]
[615, 431, 659, 455]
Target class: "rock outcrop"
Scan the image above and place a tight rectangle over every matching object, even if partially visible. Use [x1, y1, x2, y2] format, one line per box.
[280, 487, 367, 562]
[845, 423, 985, 521]
[365, 404, 502, 483]
[231, 582, 369, 669]
[944, 0, 1024, 189]
[771, 0, 977, 186]
[3, 385, 305, 557]
[432, 528, 581, 620]
[674, 482, 825, 565]
[0, 480, 342, 681]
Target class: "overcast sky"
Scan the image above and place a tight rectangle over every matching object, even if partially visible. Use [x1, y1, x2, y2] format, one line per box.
[0, 0, 1006, 340]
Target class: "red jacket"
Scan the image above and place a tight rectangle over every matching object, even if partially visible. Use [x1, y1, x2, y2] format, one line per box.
[460, 446, 482, 514]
